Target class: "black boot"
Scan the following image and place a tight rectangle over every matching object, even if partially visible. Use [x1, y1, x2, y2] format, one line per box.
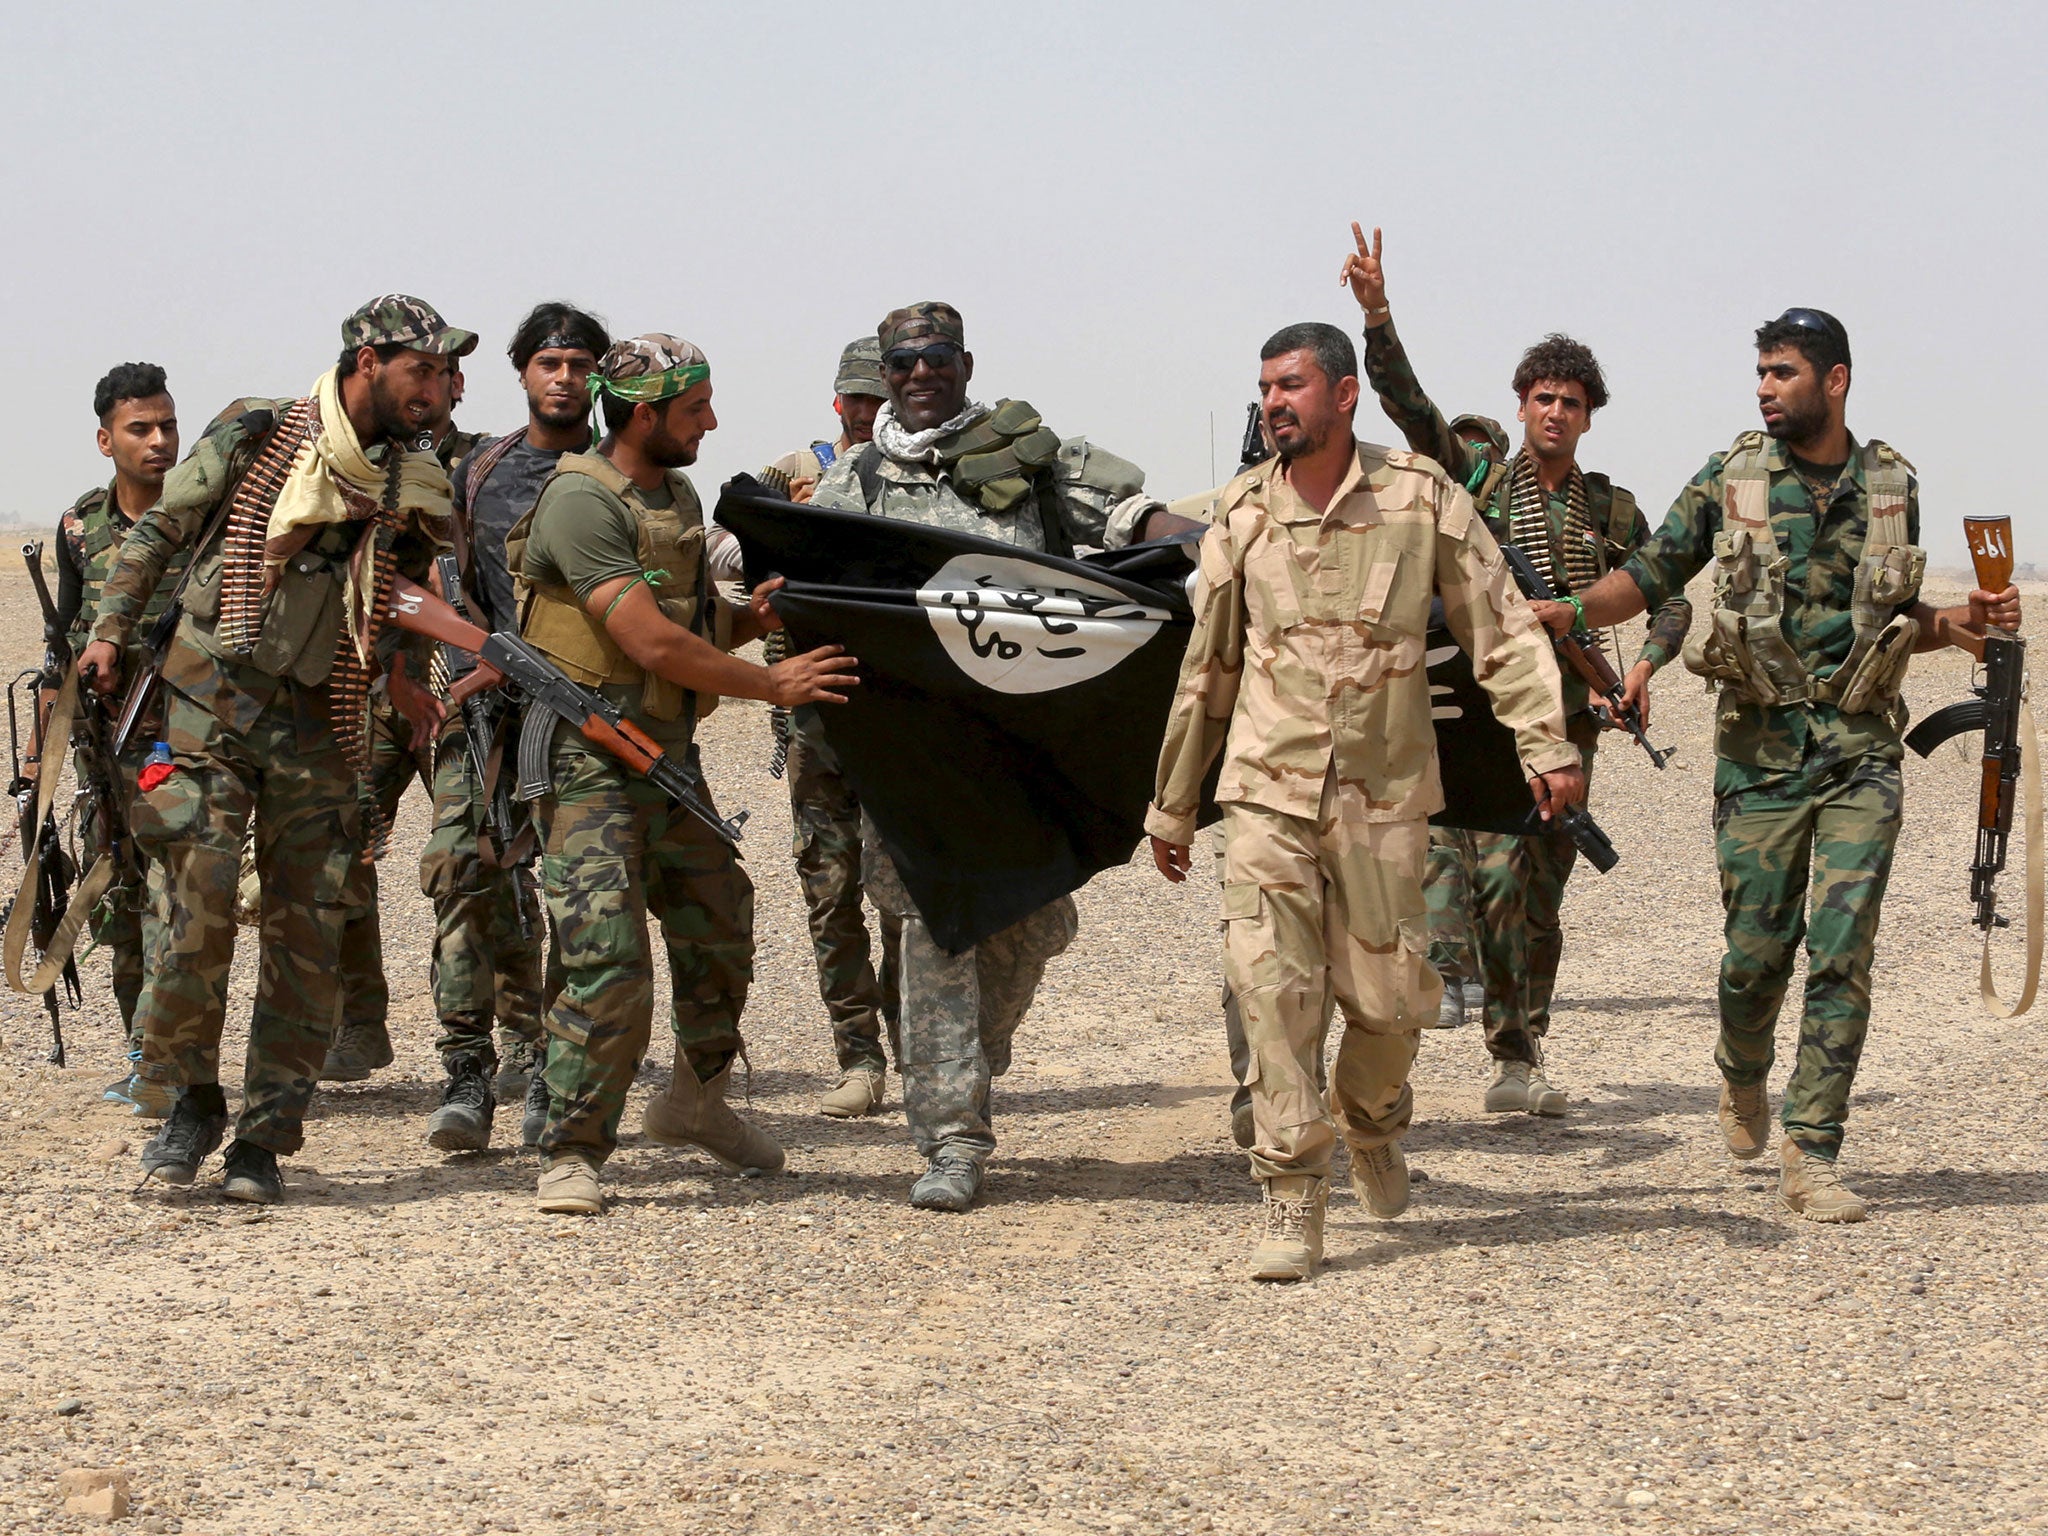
[521, 1056, 551, 1151]
[221, 1139, 283, 1205]
[426, 1054, 495, 1152]
[139, 1085, 229, 1186]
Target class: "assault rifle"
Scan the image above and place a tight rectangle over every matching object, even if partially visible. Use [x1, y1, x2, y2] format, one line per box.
[6, 542, 83, 1062]
[1238, 403, 1269, 470]
[382, 576, 747, 846]
[1905, 516, 2029, 931]
[430, 554, 525, 874]
[1497, 538, 1671, 769]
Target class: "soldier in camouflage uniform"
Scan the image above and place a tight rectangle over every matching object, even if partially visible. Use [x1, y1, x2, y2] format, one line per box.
[1148, 315, 1581, 1282]
[1352, 225, 1692, 1112]
[511, 334, 858, 1216]
[748, 338, 904, 1118]
[809, 301, 1180, 1211]
[1567, 308, 2020, 1221]
[78, 295, 472, 1204]
[320, 362, 487, 1088]
[52, 363, 187, 1114]
[425, 301, 610, 1154]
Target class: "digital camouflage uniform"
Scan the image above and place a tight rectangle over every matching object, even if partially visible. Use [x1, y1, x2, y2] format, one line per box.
[51, 482, 188, 1043]
[94, 356, 460, 1155]
[1366, 318, 1692, 1063]
[513, 351, 753, 1163]
[807, 310, 1161, 1171]
[1146, 439, 1575, 1182]
[1626, 431, 1921, 1160]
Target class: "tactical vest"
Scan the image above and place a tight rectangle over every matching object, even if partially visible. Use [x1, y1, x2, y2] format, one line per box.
[505, 451, 716, 723]
[1681, 432, 1922, 715]
[855, 399, 1073, 556]
[63, 486, 190, 656]
[179, 402, 357, 686]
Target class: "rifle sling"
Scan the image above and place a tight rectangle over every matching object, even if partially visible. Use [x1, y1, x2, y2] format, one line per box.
[4, 668, 115, 999]
[1981, 693, 2043, 1019]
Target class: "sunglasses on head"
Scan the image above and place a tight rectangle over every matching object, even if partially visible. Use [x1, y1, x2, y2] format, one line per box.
[1777, 308, 1847, 348]
[883, 342, 963, 375]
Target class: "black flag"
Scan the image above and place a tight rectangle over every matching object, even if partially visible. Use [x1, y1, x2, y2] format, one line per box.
[717, 479, 1584, 952]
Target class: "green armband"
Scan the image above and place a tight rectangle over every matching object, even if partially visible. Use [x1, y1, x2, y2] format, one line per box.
[1565, 594, 1587, 632]
[602, 569, 669, 622]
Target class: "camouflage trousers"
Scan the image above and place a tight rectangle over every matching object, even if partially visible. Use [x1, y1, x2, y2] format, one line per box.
[785, 718, 900, 1073]
[75, 738, 166, 1047]
[335, 699, 431, 1038]
[535, 733, 753, 1163]
[1714, 752, 1902, 1160]
[1426, 723, 1599, 1062]
[417, 716, 544, 1067]
[1215, 825, 1329, 1120]
[127, 682, 364, 1154]
[861, 817, 1077, 1164]
[1223, 774, 1434, 1182]
[1422, 826, 1478, 983]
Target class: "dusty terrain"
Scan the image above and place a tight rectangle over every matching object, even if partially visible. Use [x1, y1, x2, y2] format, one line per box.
[0, 553, 2043, 1536]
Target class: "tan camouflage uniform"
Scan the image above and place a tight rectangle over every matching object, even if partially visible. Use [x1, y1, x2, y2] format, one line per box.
[1146, 439, 1574, 1182]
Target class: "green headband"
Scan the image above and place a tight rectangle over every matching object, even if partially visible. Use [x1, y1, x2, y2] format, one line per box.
[588, 362, 710, 406]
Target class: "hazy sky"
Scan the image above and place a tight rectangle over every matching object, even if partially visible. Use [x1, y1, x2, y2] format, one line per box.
[4, 1, 2039, 562]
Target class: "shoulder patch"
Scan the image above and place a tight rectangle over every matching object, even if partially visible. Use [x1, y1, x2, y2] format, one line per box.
[1727, 429, 1767, 456]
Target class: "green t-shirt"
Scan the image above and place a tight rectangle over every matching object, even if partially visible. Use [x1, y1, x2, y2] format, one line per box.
[521, 470, 694, 753]
[523, 472, 675, 600]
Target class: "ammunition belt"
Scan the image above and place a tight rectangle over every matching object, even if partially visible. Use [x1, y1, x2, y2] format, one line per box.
[217, 398, 320, 656]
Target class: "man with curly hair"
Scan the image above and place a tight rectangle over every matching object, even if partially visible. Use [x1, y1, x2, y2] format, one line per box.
[1345, 224, 1692, 1119]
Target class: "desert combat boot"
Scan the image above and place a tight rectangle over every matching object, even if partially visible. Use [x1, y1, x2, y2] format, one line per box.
[641, 1058, 785, 1175]
[1248, 1174, 1327, 1282]
[1719, 1080, 1771, 1161]
[320, 1019, 395, 1083]
[1779, 1139, 1868, 1223]
[537, 1154, 603, 1215]
[818, 1064, 886, 1119]
[1349, 1141, 1411, 1218]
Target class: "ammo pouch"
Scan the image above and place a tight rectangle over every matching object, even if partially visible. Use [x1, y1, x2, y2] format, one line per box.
[1820, 542, 1925, 715]
[946, 400, 1063, 514]
[1683, 526, 1813, 706]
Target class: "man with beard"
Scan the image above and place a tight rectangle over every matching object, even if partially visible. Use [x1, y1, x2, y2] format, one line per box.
[1147, 315, 1582, 1281]
[1563, 308, 2020, 1221]
[1349, 225, 1692, 1115]
[79, 295, 468, 1203]
[54, 363, 186, 1113]
[513, 334, 857, 1215]
[322, 356, 482, 1086]
[390, 301, 611, 1153]
[807, 300, 1181, 1211]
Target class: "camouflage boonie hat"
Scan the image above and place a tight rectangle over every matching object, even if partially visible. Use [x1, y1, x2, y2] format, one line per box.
[590, 334, 710, 404]
[834, 336, 886, 398]
[877, 302, 965, 354]
[341, 294, 478, 358]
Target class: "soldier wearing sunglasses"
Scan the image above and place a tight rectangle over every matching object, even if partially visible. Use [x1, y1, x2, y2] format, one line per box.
[808, 300, 1189, 1212]
[1563, 308, 2021, 1221]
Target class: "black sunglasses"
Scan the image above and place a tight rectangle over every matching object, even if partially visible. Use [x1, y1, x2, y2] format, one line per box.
[883, 342, 963, 375]
[1777, 308, 1847, 348]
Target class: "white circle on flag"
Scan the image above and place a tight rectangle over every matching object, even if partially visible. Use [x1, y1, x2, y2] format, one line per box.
[917, 553, 1172, 695]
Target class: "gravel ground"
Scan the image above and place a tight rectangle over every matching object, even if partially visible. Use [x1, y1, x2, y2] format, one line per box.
[1, 558, 2042, 1536]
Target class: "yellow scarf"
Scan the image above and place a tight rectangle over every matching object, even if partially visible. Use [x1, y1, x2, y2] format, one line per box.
[267, 367, 453, 661]
[267, 365, 453, 535]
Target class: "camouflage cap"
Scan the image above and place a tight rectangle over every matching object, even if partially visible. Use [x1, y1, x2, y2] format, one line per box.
[877, 301, 965, 354]
[590, 333, 710, 404]
[340, 294, 478, 358]
[834, 336, 886, 398]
